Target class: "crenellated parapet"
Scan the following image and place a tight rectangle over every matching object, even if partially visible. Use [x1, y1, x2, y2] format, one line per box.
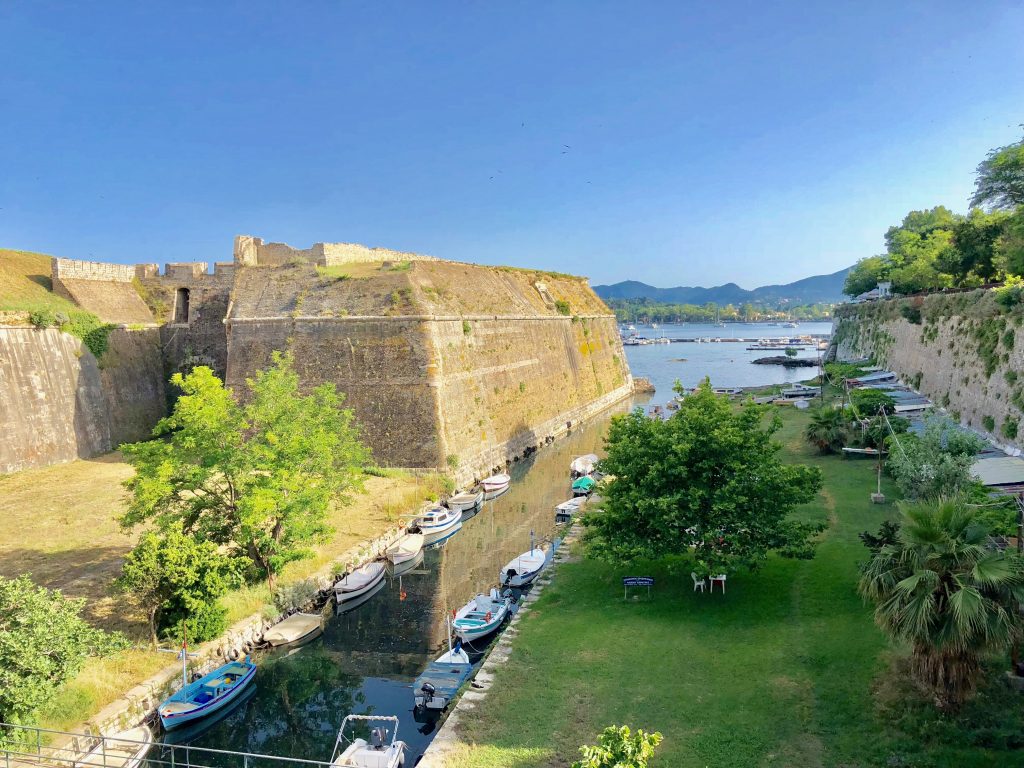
[233, 235, 439, 268]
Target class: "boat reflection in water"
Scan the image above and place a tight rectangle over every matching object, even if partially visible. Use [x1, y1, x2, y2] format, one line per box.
[155, 399, 633, 765]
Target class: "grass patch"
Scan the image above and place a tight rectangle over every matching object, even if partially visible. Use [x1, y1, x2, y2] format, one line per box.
[452, 403, 1018, 767]
[316, 265, 353, 282]
[0, 248, 79, 314]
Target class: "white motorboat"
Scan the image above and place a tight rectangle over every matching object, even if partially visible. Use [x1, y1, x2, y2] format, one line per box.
[500, 545, 549, 587]
[263, 612, 323, 648]
[335, 561, 387, 603]
[481, 473, 511, 500]
[335, 576, 386, 614]
[452, 588, 513, 642]
[384, 532, 424, 565]
[570, 454, 599, 477]
[555, 498, 583, 514]
[414, 505, 462, 539]
[446, 489, 483, 512]
[72, 725, 153, 768]
[331, 714, 406, 768]
[388, 548, 424, 576]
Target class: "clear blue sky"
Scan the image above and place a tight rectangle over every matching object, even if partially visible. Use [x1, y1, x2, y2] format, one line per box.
[2, 2, 1023, 288]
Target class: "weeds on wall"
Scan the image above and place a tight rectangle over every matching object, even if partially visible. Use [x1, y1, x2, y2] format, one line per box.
[555, 299, 571, 316]
[29, 307, 115, 360]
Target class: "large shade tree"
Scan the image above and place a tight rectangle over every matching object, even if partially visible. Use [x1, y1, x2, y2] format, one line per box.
[859, 498, 1024, 711]
[585, 382, 823, 576]
[121, 351, 370, 588]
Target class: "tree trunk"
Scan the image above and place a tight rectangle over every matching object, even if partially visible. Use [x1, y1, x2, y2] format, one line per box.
[148, 605, 159, 650]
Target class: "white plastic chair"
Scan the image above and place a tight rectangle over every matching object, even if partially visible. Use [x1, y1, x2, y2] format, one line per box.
[710, 574, 727, 593]
[691, 572, 706, 593]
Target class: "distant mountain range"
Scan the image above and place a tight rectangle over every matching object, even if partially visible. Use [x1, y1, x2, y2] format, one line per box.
[592, 266, 852, 306]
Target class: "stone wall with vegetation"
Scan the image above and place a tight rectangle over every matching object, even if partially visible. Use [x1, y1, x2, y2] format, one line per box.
[0, 326, 165, 472]
[834, 289, 1024, 451]
[223, 259, 632, 479]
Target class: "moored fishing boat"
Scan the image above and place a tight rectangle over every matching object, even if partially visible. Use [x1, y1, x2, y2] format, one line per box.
[572, 475, 596, 496]
[446, 489, 483, 512]
[72, 725, 153, 768]
[570, 453, 599, 478]
[330, 714, 406, 768]
[384, 532, 424, 565]
[158, 658, 257, 731]
[335, 561, 387, 604]
[500, 545, 549, 587]
[413, 505, 462, 540]
[480, 473, 511, 499]
[414, 618, 473, 711]
[452, 589, 512, 642]
[263, 612, 323, 648]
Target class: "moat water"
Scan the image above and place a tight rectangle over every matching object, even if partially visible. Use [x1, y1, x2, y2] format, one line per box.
[152, 323, 829, 764]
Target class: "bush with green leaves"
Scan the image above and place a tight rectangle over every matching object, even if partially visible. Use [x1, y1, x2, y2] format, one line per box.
[572, 725, 663, 768]
[555, 299, 571, 316]
[28, 308, 56, 328]
[804, 405, 852, 453]
[118, 529, 241, 646]
[0, 575, 127, 733]
[885, 415, 986, 500]
[849, 388, 896, 416]
[121, 351, 370, 589]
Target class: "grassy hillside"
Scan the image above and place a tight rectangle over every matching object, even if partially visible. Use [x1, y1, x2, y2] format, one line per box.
[0, 248, 79, 313]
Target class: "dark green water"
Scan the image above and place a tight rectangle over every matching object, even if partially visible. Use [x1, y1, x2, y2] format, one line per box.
[154, 399, 635, 765]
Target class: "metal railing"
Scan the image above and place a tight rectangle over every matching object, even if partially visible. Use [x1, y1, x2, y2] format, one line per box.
[0, 724, 334, 768]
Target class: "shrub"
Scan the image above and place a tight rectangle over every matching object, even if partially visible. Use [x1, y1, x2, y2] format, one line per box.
[555, 299, 571, 316]
[994, 276, 1024, 310]
[849, 388, 896, 416]
[462, 320, 471, 335]
[983, 415, 996, 432]
[446, 453, 459, 470]
[28, 308, 57, 328]
[900, 304, 923, 324]
[1002, 417, 1019, 440]
[572, 725, 663, 768]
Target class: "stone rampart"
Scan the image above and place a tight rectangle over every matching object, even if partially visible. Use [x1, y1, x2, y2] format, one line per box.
[50, 258, 154, 324]
[224, 258, 632, 477]
[834, 289, 1024, 452]
[0, 326, 165, 472]
[232, 234, 438, 268]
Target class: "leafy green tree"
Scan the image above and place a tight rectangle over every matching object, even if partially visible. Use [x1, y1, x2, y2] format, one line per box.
[943, 208, 1011, 284]
[118, 529, 241, 647]
[0, 576, 127, 732]
[585, 382, 823, 576]
[572, 725, 663, 768]
[885, 416, 985, 500]
[849, 388, 896, 416]
[122, 351, 370, 588]
[804, 405, 851, 453]
[859, 498, 1024, 711]
[844, 255, 890, 297]
[994, 208, 1024, 277]
[971, 133, 1024, 211]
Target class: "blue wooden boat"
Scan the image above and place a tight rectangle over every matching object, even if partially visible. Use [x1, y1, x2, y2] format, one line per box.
[158, 658, 256, 731]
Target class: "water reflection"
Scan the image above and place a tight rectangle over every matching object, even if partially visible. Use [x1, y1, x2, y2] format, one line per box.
[157, 400, 632, 764]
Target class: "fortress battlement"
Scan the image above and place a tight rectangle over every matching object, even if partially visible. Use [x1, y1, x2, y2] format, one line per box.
[233, 235, 439, 268]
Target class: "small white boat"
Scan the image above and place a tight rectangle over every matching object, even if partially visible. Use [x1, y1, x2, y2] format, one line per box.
[555, 498, 583, 514]
[335, 576, 386, 614]
[414, 505, 462, 539]
[331, 714, 406, 768]
[500, 545, 549, 587]
[388, 548, 424, 576]
[263, 612, 323, 648]
[384, 532, 424, 565]
[570, 454, 599, 477]
[481, 473, 511, 500]
[73, 725, 153, 768]
[446, 489, 483, 512]
[452, 588, 513, 641]
[335, 561, 387, 603]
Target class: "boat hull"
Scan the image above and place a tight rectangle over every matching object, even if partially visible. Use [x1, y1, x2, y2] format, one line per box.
[159, 663, 257, 731]
[335, 563, 387, 603]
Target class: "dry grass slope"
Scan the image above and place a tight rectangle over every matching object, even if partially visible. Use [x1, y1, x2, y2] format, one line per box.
[0, 248, 80, 313]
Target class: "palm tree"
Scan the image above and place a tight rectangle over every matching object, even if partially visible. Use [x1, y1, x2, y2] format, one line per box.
[859, 498, 1024, 711]
[804, 405, 849, 453]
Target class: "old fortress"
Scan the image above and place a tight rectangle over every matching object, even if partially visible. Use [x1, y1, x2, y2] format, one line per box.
[3, 236, 633, 481]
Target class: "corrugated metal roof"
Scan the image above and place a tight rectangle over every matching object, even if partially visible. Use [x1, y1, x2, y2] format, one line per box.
[973, 456, 1024, 487]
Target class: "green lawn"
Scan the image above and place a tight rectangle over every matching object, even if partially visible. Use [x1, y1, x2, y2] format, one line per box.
[450, 404, 1017, 767]
[0, 248, 80, 313]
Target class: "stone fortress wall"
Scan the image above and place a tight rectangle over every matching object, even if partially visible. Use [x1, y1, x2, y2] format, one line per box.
[833, 289, 1024, 454]
[4, 235, 634, 481]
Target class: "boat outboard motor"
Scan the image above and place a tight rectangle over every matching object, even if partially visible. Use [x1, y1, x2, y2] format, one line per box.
[370, 727, 387, 749]
[419, 682, 436, 706]
[503, 568, 517, 585]
[452, 638, 463, 655]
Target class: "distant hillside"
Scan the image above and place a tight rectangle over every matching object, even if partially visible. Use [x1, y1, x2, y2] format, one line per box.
[593, 266, 851, 306]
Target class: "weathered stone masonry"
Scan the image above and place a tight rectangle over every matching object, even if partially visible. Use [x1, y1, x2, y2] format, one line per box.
[833, 289, 1024, 453]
